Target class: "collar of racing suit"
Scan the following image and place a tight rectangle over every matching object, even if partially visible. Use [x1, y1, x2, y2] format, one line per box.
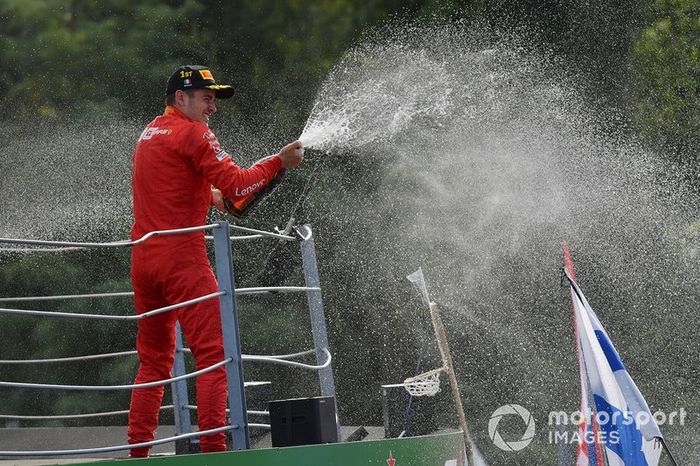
[163, 105, 192, 121]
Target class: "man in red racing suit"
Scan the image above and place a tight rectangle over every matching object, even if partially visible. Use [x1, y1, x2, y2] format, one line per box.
[128, 65, 303, 457]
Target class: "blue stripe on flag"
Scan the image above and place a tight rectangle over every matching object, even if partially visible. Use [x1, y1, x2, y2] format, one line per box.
[593, 394, 648, 465]
[594, 330, 625, 372]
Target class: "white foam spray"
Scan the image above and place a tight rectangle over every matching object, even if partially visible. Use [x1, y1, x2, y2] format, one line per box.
[298, 21, 699, 461]
[300, 37, 454, 150]
[0, 118, 139, 242]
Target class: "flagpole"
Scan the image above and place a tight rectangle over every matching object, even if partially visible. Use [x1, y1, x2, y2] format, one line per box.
[563, 242, 607, 466]
[428, 302, 474, 466]
[406, 270, 474, 465]
[562, 242, 678, 466]
[659, 437, 679, 466]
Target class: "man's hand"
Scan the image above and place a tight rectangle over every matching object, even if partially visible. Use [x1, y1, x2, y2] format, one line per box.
[211, 187, 226, 212]
[277, 140, 304, 169]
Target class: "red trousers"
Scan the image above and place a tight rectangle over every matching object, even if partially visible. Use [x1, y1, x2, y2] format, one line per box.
[128, 243, 228, 457]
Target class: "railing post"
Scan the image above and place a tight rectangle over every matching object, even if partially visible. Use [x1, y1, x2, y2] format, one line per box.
[298, 224, 341, 440]
[212, 221, 250, 450]
[171, 322, 196, 453]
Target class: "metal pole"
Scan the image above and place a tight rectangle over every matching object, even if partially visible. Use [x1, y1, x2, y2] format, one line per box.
[213, 221, 249, 450]
[659, 437, 679, 466]
[298, 224, 341, 440]
[429, 302, 474, 466]
[171, 322, 194, 453]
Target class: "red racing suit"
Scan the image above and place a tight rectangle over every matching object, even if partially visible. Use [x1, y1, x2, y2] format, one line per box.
[128, 106, 282, 456]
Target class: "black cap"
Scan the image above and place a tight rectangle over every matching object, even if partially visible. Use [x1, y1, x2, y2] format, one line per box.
[166, 65, 234, 99]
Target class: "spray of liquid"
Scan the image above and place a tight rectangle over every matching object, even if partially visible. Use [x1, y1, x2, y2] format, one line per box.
[0, 116, 280, 243]
[297, 21, 699, 462]
[0, 119, 138, 243]
[299, 37, 454, 150]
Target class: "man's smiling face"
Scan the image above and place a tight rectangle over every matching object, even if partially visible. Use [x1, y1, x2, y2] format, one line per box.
[179, 88, 217, 126]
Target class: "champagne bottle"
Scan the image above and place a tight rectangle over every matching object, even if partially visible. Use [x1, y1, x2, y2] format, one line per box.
[223, 156, 286, 220]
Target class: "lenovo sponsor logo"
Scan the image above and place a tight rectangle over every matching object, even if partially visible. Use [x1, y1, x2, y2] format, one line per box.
[235, 179, 266, 197]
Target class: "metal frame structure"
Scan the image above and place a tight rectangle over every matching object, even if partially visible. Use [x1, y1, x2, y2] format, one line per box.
[0, 222, 338, 457]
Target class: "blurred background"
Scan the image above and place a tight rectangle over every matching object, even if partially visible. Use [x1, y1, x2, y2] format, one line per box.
[0, 1, 698, 464]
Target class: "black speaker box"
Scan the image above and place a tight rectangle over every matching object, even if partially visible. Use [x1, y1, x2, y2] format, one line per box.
[269, 396, 338, 447]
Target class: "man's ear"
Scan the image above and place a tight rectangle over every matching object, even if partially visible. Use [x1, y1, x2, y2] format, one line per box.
[175, 90, 187, 106]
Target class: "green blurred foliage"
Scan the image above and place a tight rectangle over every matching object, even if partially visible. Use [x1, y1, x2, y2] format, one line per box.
[0, 0, 198, 118]
[632, 0, 699, 167]
[0, 0, 430, 127]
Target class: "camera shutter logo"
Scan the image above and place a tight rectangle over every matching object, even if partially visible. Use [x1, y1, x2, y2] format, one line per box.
[488, 404, 536, 451]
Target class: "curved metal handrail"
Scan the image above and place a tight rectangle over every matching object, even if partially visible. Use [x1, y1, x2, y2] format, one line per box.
[0, 349, 328, 392]
[0, 292, 135, 303]
[0, 350, 138, 364]
[261, 349, 315, 360]
[0, 246, 87, 253]
[0, 223, 296, 253]
[230, 224, 296, 241]
[0, 224, 219, 249]
[0, 358, 232, 391]
[246, 348, 332, 370]
[188, 405, 270, 417]
[0, 349, 329, 374]
[205, 234, 276, 242]
[0, 286, 319, 304]
[0, 405, 177, 420]
[236, 286, 320, 295]
[0, 349, 316, 365]
[250, 423, 271, 429]
[179, 405, 271, 417]
[0, 290, 225, 320]
[0, 406, 270, 421]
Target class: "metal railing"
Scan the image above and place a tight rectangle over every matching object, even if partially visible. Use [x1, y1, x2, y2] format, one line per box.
[0, 348, 328, 368]
[0, 222, 337, 457]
